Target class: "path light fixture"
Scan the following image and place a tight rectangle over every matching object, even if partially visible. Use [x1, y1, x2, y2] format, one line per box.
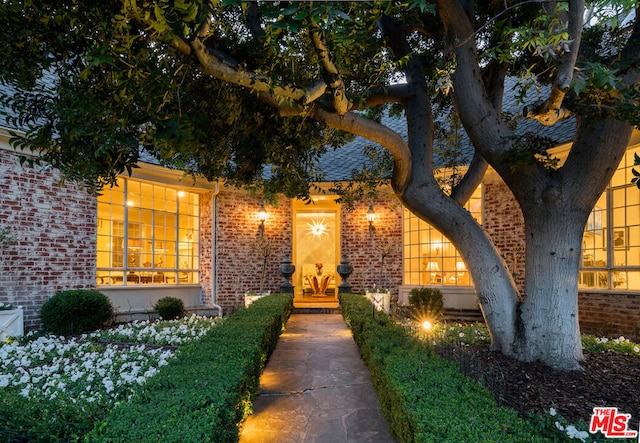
[257, 203, 268, 236]
[421, 319, 434, 342]
[366, 204, 376, 237]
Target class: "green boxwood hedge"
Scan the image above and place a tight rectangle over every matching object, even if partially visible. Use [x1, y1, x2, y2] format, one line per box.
[87, 293, 293, 443]
[339, 293, 548, 443]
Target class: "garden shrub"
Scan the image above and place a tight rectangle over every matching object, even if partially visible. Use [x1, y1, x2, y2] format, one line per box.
[407, 287, 443, 320]
[154, 296, 185, 320]
[40, 289, 114, 335]
[87, 293, 293, 443]
[339, 293, 549, 443]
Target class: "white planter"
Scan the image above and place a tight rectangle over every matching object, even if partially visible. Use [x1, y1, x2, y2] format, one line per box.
[245, 292, 270, 307]
[365, 292, 391, 314]
[0, 307, 24, 340]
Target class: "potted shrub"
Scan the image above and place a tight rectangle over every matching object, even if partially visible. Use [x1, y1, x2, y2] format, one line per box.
[0, 303, 23, 341]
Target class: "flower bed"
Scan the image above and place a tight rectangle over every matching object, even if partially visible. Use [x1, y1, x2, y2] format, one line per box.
[86, 293, 292, 443]
[343, 293, 640, 442]
[0, 314, 220, 443]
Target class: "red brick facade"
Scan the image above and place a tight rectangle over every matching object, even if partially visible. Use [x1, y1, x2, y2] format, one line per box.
[339, 192, 403, 295]
[3, 138, 639, 338]
[214, 190, 293, 312]
[0, 146, 96, 330]
[213, 188, 403, 312]
[483, 179, 526, 294]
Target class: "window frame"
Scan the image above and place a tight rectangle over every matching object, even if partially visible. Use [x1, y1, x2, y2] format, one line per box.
[96, 178, 200, 286]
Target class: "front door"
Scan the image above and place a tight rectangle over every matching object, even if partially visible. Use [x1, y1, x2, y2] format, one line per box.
[292, 198, 340, 303]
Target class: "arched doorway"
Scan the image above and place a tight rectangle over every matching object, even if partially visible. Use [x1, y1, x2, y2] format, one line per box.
[292, 198, 340, 306]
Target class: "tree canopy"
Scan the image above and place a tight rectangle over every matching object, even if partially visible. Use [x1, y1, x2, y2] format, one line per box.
[1, 1, 637, 194]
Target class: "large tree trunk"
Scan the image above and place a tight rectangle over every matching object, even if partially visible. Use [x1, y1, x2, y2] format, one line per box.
[517, 206, 587, 370]
[401, 182, 521, 355]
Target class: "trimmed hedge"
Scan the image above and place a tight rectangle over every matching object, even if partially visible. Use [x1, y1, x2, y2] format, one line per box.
[154, 296, 185, 320]
[339, 293, 548, 443]
[87, 293, 293, 443]
[40, 289, 114, 335]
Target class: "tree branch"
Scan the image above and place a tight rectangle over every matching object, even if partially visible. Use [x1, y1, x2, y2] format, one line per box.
[309, 107, 411, 192]
[350, 84, 412, 110]
[259, 92, 410, 191]
[309, 23, 350, 115]
[523, 0, 584, 125]
[190, 37, 305, 102]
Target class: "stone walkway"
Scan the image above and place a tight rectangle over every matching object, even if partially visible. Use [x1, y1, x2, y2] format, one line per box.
[238, 314, 396, 443]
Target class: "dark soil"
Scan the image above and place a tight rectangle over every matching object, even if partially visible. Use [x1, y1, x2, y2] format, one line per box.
[437, 345, 640, 429]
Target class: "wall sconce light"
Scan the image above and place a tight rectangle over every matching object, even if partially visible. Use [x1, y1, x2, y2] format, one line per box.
[366, 204, 376, 237]
[257, 203, 268, 236]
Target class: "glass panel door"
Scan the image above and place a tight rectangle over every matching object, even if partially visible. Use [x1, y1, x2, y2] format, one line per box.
[293, 199, 340, 298]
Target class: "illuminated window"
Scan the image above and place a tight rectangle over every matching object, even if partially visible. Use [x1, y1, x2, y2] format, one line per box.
[96, 178, 200, 286]
[403, 186, 482, 286]
[580, 146, 640, 290]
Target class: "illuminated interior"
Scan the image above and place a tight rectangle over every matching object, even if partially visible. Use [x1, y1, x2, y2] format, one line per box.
[402, 144, 640, 291]
[96, 178, 200, 286]
[293, 198, 340, 298]
[580, 146, 640, 290]
[403, 186, 482, 286]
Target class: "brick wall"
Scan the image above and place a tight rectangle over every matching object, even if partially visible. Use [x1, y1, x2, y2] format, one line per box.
[340, 190, 403, 297]
[215, 190, 292, 311]
[483, 180, 526, 294]
[213, 188, 404, 310]
[579, 292, 640, 340]
[0, 145, 96, 330]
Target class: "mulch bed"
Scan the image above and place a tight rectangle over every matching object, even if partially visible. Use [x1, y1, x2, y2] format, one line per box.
[437, 344, 640, 429]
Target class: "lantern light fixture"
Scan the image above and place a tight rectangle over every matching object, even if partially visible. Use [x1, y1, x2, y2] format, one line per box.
[366, 204, 376, 236]
[257, 203, 268, 236]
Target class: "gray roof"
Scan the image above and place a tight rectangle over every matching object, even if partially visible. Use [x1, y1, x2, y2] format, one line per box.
[317, 78, 577, 182]
[2, 78, 577, 183]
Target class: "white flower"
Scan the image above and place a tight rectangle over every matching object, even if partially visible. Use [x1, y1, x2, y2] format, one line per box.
[565, 425, 589, 441]
[549, 408, 557, 416]
[0, 374, 11, 388]
[103, 378, 114, 393]
[555, 422, 565, 431]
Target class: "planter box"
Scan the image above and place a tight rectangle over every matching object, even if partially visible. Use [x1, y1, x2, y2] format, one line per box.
[245, 292, 270, 307]
[0, 307, 24, 340]
[365, 292, 391, 314]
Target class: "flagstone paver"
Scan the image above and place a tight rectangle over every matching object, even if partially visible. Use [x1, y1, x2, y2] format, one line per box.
[239, 313, 396, 443]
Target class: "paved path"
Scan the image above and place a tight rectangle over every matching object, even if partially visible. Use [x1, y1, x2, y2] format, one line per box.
[239, 314, 396, 443]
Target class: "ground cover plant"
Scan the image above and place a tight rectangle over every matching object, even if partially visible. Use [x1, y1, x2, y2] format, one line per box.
[342, 293, 640, 443]
[0, 314, 220, 442]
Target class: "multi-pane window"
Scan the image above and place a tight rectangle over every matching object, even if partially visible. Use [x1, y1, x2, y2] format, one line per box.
[580, 146, 640, 290]
[96, 178, 200, 286]
[403, 187, 482, 286]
